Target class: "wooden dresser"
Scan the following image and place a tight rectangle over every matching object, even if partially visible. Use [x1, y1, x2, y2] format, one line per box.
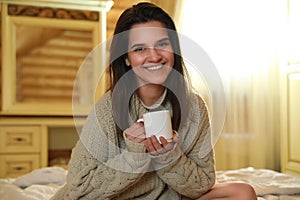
[0, 117, 86, 178]
[0, 0, 113, 178]
[0, 124, 44, 178]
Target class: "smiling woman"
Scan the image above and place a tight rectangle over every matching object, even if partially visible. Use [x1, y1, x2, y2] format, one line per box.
[51, 2, 256, 199]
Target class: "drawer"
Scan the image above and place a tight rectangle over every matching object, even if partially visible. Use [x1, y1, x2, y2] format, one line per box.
[0, 126, 40, 153]
[0, 154, 40, 178]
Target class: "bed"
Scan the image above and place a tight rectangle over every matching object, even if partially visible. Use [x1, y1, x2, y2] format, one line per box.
[0, 167, 300, 200]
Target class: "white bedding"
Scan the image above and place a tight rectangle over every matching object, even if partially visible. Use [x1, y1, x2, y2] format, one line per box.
[217, 167, 300, 200]
[0, 167, 65, 200]
[0, 167, 300, 200]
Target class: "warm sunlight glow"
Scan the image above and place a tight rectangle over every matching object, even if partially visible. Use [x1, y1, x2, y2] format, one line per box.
[288, 0, 300, 64]
[177, 0, 287, 170]
[179, 0, 286, 78]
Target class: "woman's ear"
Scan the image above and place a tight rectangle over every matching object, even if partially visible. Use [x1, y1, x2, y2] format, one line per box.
[125, 58, 130, 66]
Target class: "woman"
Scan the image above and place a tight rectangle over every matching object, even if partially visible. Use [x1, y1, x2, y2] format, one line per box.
[52, 2, 256, 200]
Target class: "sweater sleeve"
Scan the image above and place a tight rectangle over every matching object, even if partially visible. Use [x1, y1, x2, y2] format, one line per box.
[153, 96, 216, 199]
[51, 93, 152, 200]
[52, 141, 151, 200]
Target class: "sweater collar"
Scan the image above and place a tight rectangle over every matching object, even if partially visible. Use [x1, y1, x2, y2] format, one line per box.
[138, 89, 167, 111]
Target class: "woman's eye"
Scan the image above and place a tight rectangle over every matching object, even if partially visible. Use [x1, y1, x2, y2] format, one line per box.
[157, 41, 170, 48]
[133, 46, 144, 52]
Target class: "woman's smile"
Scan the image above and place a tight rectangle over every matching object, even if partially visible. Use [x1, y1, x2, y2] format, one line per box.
[143, 64, 163, 71]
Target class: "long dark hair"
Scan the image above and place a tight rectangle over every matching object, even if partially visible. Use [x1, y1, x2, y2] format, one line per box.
[109, 2, 191, 133]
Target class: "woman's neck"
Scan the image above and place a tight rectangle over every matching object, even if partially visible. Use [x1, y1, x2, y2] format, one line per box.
[137, 84, 165, 107]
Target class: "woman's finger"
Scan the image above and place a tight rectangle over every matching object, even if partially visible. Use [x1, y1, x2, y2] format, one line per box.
[159, 137, 173, 151]
[124, 122, 146, 143]
[149, 135, 163, 151]
[159, 136, 169, 146]
[128, 122, 144, 133]
[144, 137, 162, 156]
[144, 138, 156, 153]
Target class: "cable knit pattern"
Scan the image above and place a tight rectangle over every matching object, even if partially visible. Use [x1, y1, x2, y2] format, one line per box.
[51, 91, 215, 200]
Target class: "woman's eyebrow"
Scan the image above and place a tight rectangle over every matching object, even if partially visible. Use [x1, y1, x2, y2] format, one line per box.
[129, 37, 170, 50]
[129, 43, 144, 50]
[157, 37, 170, 43]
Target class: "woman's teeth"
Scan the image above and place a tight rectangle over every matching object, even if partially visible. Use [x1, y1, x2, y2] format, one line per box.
[146, 64, 163, 71]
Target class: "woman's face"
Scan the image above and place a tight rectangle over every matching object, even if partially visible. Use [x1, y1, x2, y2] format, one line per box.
[126, 21, 174, 85]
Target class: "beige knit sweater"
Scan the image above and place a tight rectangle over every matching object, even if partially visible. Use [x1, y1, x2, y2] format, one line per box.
[51, 91, 215, 200]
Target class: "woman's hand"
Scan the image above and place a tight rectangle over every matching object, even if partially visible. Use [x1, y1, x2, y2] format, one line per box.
[124, 122, 146, 144]
[143, 133, 179, 156]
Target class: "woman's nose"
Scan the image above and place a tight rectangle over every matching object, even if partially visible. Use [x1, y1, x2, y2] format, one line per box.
[147, 47, 162, 61]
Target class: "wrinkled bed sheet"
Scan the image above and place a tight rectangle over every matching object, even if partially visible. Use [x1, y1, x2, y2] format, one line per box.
[0, 167, 300, 200]
[0, 167, 65, 200]
[217, 167, 300, 200]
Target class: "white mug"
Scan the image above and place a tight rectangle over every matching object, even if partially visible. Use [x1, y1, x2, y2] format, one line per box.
[141, 110, 173, 143]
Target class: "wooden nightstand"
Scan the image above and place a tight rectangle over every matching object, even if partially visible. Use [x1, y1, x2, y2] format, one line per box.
[0, 125, 47, 178]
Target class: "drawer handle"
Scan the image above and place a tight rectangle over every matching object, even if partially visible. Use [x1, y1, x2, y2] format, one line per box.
[14, 166, 25, 171]
[14, 137, 25, 142]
